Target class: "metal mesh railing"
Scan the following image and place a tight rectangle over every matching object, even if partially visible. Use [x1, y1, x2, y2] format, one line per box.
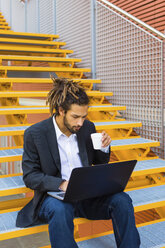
[96, 1, 164, 157]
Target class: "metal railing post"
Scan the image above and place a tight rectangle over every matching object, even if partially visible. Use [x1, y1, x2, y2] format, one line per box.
[91, 0, 96, 88]
[36, 0, 40, 33]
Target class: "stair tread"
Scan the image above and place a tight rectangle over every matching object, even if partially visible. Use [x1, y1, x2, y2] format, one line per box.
[0, 55, 81, 62]
[94, 121, 141, 125]
[0, 105, 126, 115]
[0, 91, 113, 97]
[78, 220, 165, 248]
[0, 77, 101, 84]
[128, 185, 165, 207]
[89, 105, 125, 108]
[0, 30, 59, 40]
[0, 185, 165, 235]
[0, 176, 24, 191]
[135, 159, 165, 171]
[0, 105, 120, 109]
[0, 125, 30, 132]
[0, 65, 90, 72]
[111, 138, 159, 146]
[0, 140, 160, 160]
[0, 159, 165, 192]
[0, 148, 23, 157]
[0, 38, 65, 46]
[94, 121, 142, 127]
[0, 27, 10, 29]
[0, 161, 164, 191]
[0, 121, 141, 134]
[0, 46, 72, 53]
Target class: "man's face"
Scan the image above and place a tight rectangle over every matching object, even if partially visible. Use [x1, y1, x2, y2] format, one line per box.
[63, 104, 88, 134]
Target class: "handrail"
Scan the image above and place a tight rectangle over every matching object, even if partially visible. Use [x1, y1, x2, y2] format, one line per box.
[98, 0, 165, 40]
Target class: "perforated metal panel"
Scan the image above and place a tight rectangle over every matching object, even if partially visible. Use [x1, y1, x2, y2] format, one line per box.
[96, 2, 164, 157]
[27, 0, 36, 33]
[56, 0, 92, 69]
[11, 0, 25, 32]
[39, 0, 54, 34]
[0, 0, 11, 25]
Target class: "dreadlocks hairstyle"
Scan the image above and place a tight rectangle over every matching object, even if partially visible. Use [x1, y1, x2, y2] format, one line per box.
[46, 77, 89, 116]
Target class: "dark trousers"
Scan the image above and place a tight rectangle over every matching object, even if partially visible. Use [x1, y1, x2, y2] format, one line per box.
[38, 192, 140, 248]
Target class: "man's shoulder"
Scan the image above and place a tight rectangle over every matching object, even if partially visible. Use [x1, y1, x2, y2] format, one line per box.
[84, 120, 94, 126]
[81, 119, 95, 132]
[25, 117, 52, 135]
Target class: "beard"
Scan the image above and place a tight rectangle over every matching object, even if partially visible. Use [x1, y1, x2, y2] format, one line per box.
[63, 115, 81, 134]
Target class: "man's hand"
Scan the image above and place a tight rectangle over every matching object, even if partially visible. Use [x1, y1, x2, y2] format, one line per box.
[59, 180, 69, 192]
[101, 131, 112, 148]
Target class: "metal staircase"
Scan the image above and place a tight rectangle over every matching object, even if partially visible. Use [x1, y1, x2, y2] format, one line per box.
[0, 11, 165, 248]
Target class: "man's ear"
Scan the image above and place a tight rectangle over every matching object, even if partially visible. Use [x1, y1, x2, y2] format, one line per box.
[58, 106, 65, 116]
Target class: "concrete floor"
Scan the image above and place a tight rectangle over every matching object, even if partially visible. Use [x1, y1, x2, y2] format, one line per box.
[0, 232, 50, 248]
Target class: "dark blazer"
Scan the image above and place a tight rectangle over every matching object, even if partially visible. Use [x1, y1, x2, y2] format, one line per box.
[16, 117, 110, 227]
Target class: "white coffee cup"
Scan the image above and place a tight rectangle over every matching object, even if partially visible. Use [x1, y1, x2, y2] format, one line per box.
[91, 133, 102, 150]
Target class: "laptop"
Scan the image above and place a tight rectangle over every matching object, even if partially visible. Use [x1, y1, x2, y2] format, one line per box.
[47, 160, 137, 202]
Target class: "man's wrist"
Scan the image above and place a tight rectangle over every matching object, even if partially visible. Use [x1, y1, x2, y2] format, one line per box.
[100, 144, 110, 153]
[59, 179, 66, 191]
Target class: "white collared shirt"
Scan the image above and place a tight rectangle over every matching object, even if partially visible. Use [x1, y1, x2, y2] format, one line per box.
[53, 116, 83, 181]
[53, 116, 109, 181]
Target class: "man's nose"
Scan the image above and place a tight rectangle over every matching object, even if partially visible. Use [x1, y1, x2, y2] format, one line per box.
[77, 118, 84, 126]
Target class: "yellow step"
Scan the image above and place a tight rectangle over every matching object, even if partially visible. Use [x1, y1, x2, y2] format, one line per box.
[0, 170, 164, 198]
[74, 219, 165, 248]
[94, 120, 142, 130]
[0, 30, 59, 40]
[111, 138, 160, 151]
[0, 38, 66, 47]
[0, 23, 8, 26]
[0, 66, 91, 73]
[0, 77, 101, 84]
[0, 46, 73, 55]
[0, 55, 81, 63]
[0, 124, 30, 136]
[0, 104, 125, 115]
[0, 190, 165, 242]
[0, 90, 112, 98]
[0, 26, 10, 30]
[0, 120, 141, 136]
[0, 207, 90, 241]
[0, 138, 159, 163]
[0, 174, 31, 197]
[1, 159, 165, 196]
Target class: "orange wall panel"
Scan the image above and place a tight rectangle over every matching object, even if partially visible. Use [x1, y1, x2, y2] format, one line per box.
[108, 0, 165, 33]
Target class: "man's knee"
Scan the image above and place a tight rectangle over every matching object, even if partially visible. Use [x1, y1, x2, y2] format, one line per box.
[40, 197, 75, 222]
[47, 200, 74, 220]
[109, 192, 133, 211]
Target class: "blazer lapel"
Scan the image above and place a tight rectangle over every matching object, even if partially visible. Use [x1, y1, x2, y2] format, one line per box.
[45, 117, 61, 171]
[45, 117, 89, 170]
[77, 130, 89, 167]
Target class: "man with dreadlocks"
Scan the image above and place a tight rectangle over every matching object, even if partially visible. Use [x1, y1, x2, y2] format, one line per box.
[16, 78, 140, 248]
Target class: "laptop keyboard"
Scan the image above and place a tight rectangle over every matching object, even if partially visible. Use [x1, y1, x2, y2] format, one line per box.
[57, 192, 65, 197]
